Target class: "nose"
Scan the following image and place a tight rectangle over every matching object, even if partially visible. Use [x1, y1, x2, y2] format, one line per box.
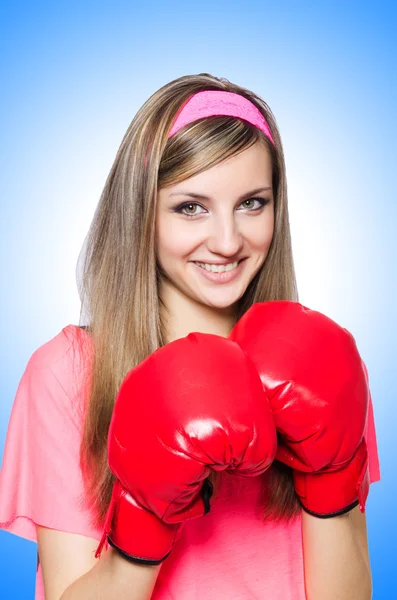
[206, 213, 244, 257]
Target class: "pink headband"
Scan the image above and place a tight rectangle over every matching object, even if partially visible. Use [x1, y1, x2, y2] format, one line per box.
[168, 90, 275, 145]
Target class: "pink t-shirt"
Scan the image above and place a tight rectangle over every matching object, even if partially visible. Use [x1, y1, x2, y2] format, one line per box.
[0, 325, 381, 599]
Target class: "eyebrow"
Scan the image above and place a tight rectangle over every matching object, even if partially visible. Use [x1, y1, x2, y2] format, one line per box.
[169, 186, 272, 202]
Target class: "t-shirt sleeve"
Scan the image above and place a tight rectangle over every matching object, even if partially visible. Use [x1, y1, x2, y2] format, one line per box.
[0, 327, 102, 543]
[362, 361, 381, 485]
[364, 390, 381, 485]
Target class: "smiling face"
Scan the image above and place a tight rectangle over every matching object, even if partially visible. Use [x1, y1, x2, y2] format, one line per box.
[155, 139, 275, 316]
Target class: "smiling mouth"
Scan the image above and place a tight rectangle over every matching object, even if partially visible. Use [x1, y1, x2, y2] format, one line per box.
[193, 259, 244, 273]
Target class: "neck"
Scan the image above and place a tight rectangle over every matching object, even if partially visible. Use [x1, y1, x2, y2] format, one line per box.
[159, 280, 238, 343]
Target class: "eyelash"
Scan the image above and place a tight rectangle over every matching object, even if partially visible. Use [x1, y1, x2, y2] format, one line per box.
[173, 197, 270, 218]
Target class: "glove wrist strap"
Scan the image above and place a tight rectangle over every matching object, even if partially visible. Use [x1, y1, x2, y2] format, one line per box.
[95, 480, 180, 564]
[293, 439, 370, 518]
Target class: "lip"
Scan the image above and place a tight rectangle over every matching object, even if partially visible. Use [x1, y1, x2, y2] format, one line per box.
[193, 259, 244, 266]
[192, 258, 246, 284]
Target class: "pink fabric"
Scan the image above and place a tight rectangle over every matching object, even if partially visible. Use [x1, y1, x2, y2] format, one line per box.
[0, 325, 381, 599]
[168, 90, 275, 144]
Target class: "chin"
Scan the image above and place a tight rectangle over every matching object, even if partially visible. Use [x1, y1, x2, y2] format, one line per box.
[197, 292, 244, 311]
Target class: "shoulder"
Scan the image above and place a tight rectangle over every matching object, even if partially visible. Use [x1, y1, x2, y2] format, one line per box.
[15, 325, 94, 427]
[0, 326, 99, 546]
[28, 324, 92, 374]
[27, 325, 92, 387]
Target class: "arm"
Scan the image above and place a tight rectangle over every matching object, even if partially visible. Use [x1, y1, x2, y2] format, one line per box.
[302, 506, 372, 600]
[38, 333, 275, 597]
[37, 526, 161, 600]
[229, 302, 376, 597]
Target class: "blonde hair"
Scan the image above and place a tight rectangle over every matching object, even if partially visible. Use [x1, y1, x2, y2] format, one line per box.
[77, 73, 300, 526]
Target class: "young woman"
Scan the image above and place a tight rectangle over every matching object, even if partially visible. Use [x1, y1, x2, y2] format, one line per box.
[0, 73, 380, 599]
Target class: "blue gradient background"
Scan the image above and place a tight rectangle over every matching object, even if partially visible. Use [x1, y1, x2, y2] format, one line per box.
[1, 1, 395, 597]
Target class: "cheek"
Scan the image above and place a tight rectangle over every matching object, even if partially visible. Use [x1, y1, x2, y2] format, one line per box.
[242, 213, 274, 251]
[156, 217, 202, 262]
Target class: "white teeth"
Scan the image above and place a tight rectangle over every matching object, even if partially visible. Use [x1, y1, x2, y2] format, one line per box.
[195, 260, 239, 273]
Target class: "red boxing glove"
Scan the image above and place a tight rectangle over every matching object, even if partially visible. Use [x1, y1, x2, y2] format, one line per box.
[230, 301, 370, 518]
[96, 332, 277, 564]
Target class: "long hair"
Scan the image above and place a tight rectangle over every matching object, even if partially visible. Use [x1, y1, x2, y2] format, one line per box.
[77, 73, 300, 527]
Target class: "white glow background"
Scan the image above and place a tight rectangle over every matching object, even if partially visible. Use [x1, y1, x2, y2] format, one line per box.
[1, 1, 395, 597]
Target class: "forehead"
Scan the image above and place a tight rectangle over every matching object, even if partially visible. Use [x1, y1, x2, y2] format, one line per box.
[164, 141, 272, 198]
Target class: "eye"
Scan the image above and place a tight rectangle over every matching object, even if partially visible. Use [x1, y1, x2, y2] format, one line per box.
[173, 197, 270, 218]
[238, 198, 270, 211]
[173, 202, 206, 217]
